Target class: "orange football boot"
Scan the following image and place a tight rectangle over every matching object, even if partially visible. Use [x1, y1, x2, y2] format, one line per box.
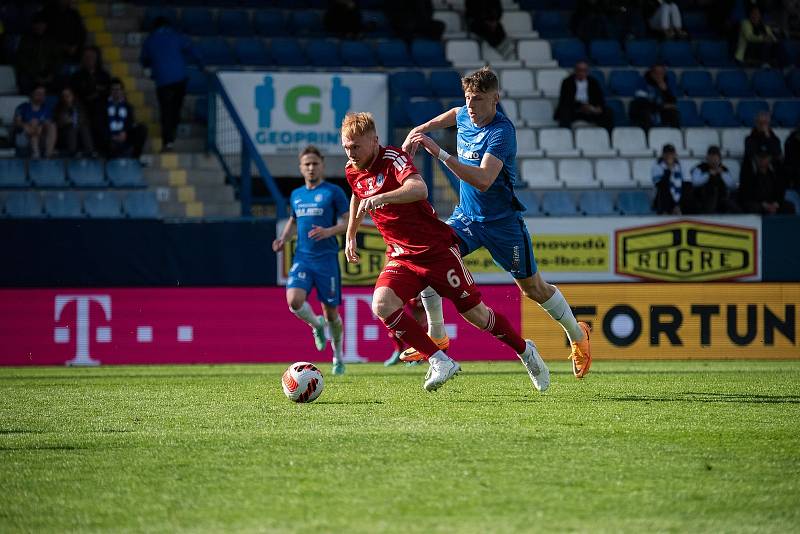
[398, 335, 450, 363]
[569, 321, 593, 378]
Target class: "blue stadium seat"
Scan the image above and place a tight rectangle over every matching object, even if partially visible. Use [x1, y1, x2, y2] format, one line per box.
[752, 69, 792, 97]
[680, 71, 716, 97]
[376, 40, 414, 68]
[234, 38, 271, 66]
[253, 10, 286, 36]
[579, 190, 616, 215]
[84, 191, 123, 218]
[608, 70, 642, 96]
[289, 10, 324, 36]
[411, 40, 449, 67]
[626, 39, 658, 66]
[716, 70, 754, 97]
[29, 159, 67, 188]
[788, 70, 800, 96]
[534, 11, 570, 38]
[389, 71, 432, 98]
[772, 101, 800, 127]
[305, 39, 342, 67]
[786, 189, 800, 212]
[181, 8, 216, 36]
[589, 69, 606, 91]
[430, 70, 463, 98]
[3, 191, 42, 217]
[363, 10, 391, 36]
[195, 38, 235, 66]
[677, 100, 704, 127]
[542, 191, 577, 216]
[106, 159, 145, 188]
[617, 190, 653, 215]
[270, 38, 307, 67]
[186, 67, 208, 95]
[44, 191, 83, 218]
[67, 159, 105, 188]
[659, 41, 698, 67]
[607, 99, 629, 126]
[143, 7, 177, 31]
[406, 100, 444, 125]
[515, 190, 540, 214]
[682, 11, 711, 37]
[0, 159, 27, 187]
[785, 40, 800, 65]
[590, 40, 627, 66]
[696, 40, 735, 67]
[700, 100, 739, 127]
[552, 39, 586, 67]
[446, 99, 466, 111]
[218, 10, 251, 36]
[737, 100, 769, 127]
[341, 40, 378, 67]
[124, 190, 160, 218]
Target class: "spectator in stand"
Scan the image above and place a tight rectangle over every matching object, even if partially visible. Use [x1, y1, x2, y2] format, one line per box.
[42, 0, 86, 62]
[780, 0, 800, 39]
[652, 143, 694, 214]
[738, 150, 795, 214]
[646, 0, 687, 38]
[13, 84, 57, 159]
[554, 61, 614, 131]
[386, 0, 444, 42]
[54, 86, 94, 156]
[630, 63, 680, 130]
[105, 78, 147, 159]
[572, 0, 612, 41]
[735, 6, 785, 67]
[783, 127, 800, 189]
[324, 0, 370, 38]
[69, 46, 110, 152]
[465, 0, 513, 58]
[691, 146, 740, 213]
[744, 111, 782, 165]
[140, 17, 201, 153]
[15, 13, 62, 94]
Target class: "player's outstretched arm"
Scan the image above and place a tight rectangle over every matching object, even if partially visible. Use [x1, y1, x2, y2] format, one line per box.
[272, 216, 296, 252]
[345, 195, 364, 264]
[408, 133, 503, 192]
[401, 107, 459, 156]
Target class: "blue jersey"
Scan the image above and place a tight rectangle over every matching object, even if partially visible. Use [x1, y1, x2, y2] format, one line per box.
[290, 181, 349, 260]
[454, 106, 523, 222]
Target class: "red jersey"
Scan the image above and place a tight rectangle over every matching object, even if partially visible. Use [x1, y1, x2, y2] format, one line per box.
[345, 145, 457, 260]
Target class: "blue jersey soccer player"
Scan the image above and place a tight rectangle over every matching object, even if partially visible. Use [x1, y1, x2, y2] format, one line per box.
[272, 146, 350, 375]
[403, 67, 593, 378]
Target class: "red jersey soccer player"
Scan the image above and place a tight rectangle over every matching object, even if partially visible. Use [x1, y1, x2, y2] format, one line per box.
[341, 112, 550, 393]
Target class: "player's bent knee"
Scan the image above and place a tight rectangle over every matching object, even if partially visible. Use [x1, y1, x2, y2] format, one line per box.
[460, 302, 489, 328]
[371, 288, 403, 319]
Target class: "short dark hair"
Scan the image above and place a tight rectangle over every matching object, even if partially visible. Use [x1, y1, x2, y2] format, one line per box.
[299, 145, 324, 161]
[707, 145, 721, 156]
[30, 84, 46, 95]
[462, 67, 499, 94]
[110, 77, 124, 88]
[153, 16, 170, 29]
[662, 143, 676, 154]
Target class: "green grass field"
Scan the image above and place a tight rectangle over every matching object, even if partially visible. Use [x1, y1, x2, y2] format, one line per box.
[1, 360, 799, 533]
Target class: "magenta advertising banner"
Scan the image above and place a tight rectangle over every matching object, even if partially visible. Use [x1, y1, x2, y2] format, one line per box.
[0, 286, 522, 366]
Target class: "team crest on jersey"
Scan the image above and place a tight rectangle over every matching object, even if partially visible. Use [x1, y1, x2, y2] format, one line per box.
[376, 173, 385, 187]
[314, 193, 323, 202]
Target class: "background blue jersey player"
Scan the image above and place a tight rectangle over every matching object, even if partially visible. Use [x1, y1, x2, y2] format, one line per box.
[272, 146, 350, 375]
[402, 67, 593, 379]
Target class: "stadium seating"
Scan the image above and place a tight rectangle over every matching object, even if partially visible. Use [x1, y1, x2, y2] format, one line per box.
[433, 11, 464, 37]
[737, 100, 769, 127]
[218, 9, 252, 36]
[788, 69, 800, 96]
[107, 159, 145, 188]
[181, 8, 216, 36]
[501, 69, 536, 97]
[389, 71, 431, 98]
[498, 100, 519, 121]
[123, 191, 160, 218]
[617, 190, 653, 214]
[590, 40, 626, 66]
[721, 128, 750, 157]
[659, 41, 697, 67]
[677, 100, 704, 127]
[516, 128, 544, 157]
[552, 39, 586, 67]
[430, 70, 463, 98]
[445, 40, 483, 68]
[695, 40, 736, 67]
[0, 159, 27, 187]
[536, 68, 568, 97]
[67, 159, 106, 188]
[558, 159, 596, 188]
[3, 191, 43, 218]
[575, 128, 616, 157]
[500, 11, 538, 39]
[341, 40, 378, 67]
[752, 70, 791, 98]
[518, 99, 555, 127]
[533, 11, 570, 38]
[626, 39, 658, 67]
[517, 40, 557, 67]
[142, 6, 177, 31]
[411, 40, 449, 67]
[186, 67, 208, 95]
[541, 190, 578, 215]
[680, 71, 716, 97]
[786, 189, 800, 212]
[685, 128, 721, 156]
[649, 127, 685, 153]
[716, 70, 754, 98]
[773, 101, 800, 128]
[608, 70, 641, 97]
[270, 38, 307, 67]
[606, 99, 629, 127]
[521, 159, 561, 188]
[289, 10, 323, 36]
[539, 128, 580, 157]
[376, 40, 414, 68]
[579, 190, 616, 215]
[29, 160, 67, 188]
[44, 191, 83, 218]
[253, 10, 285, 36]
[595, 159, 635, 188]
[515, 189, 541, 214]
[631, 158, 655, 187]
[234, 38, 272, 66]
[0, 65, 16, 95]
[613, 127, 653, 157]
[700, 100, 739, 127]
[406, 100, 443, 125]
[195, 37, 235, 66]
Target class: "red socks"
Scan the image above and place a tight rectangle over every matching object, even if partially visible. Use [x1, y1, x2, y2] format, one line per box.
[382, 308, 439, 359]
[484, 307, 527, 354]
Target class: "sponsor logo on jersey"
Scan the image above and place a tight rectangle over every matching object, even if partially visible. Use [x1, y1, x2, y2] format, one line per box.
[295, 207, 324, 217]
[457, 147, 481, 160]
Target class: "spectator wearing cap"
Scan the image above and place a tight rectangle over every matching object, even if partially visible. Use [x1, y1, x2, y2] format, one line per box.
[554, 61, 614, 131]
[738, 150, 795, 214]
[744, 111, 782, 166]
[104, 78, 147, 159]
[691, 146, 739, 214]
[15, 13, 62, 94]
[652, 143, 694, 214]
[13, 84, 57, 159]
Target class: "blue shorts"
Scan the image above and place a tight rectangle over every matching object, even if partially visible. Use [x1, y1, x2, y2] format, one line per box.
[447, 212, 538, 279]
[287, 254, 342, 306]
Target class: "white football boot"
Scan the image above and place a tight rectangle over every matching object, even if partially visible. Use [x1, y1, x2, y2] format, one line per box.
[519, 339, 550, 392]
[423, 352, 461, 392]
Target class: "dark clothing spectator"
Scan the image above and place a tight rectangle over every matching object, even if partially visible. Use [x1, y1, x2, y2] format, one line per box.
[141, 19, 201, 151]
[54, 87, 93, 155]
[652, 149, 695, 214]
[554, 64, 614, 131]
[69, 46, 111, 150]
[691, 151, 740, 213]
[13, 86, 57, 158]
[630, 65, 680, 130]
[386, 0, 444, 42]
[104, 81, 147, 158]
[15, 15, 62, 94]
[735, 7, 785, 67]
[466, 0, 512, 57]
[324, 0, 366, 38]
[572, 0, 612, 41]
[738, 154, 795, 214]
[783, 128, 800, 188]
[42, 0, 86, 62]
[744, 113, 782, 164]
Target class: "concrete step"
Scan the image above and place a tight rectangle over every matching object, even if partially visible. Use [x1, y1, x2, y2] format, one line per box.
[153, 184, 236, 204]
[158, 200, 241, 218]
[202, 203, 242, 217]
[105, 16, 140, 34]
[172, 137, 206, 152]
[142, 152, 223, 171]
[145, 168, 227, 186]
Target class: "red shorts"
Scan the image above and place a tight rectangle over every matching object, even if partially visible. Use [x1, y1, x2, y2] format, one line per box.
[375, 246, 482, 313]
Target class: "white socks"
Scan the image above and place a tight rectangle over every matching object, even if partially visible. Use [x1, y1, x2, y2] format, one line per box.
[539, 287, 584, 344]
[420, 287, 446, 338]
[326, 317, 343, 362]
[290, 301, 322, 330]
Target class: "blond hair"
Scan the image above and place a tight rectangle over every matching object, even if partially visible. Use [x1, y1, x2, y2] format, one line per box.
[341, 112, 376, 138]
[461, 66, 499, 94]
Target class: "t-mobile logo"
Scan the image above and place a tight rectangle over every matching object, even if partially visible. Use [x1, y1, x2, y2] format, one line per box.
[53, 295, 111, 366]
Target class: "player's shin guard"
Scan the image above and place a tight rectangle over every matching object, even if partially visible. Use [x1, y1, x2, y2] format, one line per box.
[420, 286, 446, 339]
[539, 286, 584, 343]
[483, 307, 527, 354]
[382, 308, 440, 360]
[326, 317, 343, 362]
[290, 301, 322, 329]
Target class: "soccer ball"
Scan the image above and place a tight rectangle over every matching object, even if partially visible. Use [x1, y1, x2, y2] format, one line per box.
[281, 362, 324, 403]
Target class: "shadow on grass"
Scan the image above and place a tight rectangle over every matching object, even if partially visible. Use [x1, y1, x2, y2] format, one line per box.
[314, 400, 384, 405]
[0, 444, 88, 451]
[603, 392, 800, 404]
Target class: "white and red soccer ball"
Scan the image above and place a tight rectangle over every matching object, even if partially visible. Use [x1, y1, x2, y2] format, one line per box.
[281, 362, 324, 403]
